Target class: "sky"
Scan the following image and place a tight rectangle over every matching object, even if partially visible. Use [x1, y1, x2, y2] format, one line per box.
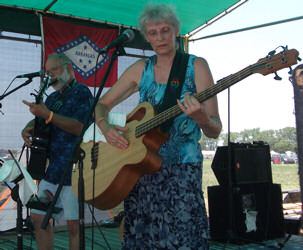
[189, 0, 303, 133]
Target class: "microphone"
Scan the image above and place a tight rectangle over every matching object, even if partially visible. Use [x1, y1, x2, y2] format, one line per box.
[16, 70, 45, 79]
[101, 29, 135, 52]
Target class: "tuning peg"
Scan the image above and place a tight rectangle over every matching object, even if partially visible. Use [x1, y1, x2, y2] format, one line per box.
[298, 57, 302, 62]
[268, 50, 276, 56]
[288, 67, 293, 75]
[274, 72, 282, 81]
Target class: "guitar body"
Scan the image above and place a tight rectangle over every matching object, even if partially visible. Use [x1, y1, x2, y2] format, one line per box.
[27, 118, 50, 180]
[72, 102, 168, 210]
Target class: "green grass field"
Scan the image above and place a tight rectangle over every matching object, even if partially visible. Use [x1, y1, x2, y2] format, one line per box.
[202, 159, 300, 193]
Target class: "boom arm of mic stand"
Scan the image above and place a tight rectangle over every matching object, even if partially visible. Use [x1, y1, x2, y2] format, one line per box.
[0, 78, 33, 101]
[41, 47, 124, 229]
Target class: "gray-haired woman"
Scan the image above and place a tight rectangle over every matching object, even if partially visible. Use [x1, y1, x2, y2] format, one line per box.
[96, 3, 222, 249]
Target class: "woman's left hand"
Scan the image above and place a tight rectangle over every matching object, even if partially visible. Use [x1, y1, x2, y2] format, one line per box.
[177, 92, 208, 122]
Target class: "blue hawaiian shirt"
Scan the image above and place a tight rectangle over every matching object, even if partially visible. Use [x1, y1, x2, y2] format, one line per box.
[44, 82, 93, 185]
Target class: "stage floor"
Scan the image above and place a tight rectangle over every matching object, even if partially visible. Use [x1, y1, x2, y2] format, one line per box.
[1, 224, 303, 250]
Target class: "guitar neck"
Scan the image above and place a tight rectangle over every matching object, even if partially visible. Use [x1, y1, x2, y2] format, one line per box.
[196, 65, 253, 103]
[136, 65, 254, 137]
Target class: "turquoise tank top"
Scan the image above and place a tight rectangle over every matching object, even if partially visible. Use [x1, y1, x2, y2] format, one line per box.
[138, 54, 203, 164]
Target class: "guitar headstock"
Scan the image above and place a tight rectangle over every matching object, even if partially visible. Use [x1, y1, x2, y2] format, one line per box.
[254, 48, 299, 76]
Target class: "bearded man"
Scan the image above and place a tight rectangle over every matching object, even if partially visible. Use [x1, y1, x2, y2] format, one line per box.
[22, 53, 93, 249]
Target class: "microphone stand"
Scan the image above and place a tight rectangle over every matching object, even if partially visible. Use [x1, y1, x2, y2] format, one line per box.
[0, 78, 34, 115]
[41, 46, 126, 249]
[224, 87, 236, 245]
[5, 150, 28, 250]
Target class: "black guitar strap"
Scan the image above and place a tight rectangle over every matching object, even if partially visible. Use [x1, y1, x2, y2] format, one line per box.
[49, 79, 78, 113]
[157, 51, 190, 132]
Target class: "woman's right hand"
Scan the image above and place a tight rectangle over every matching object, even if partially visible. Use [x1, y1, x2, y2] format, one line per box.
[99, 119, 129, 149]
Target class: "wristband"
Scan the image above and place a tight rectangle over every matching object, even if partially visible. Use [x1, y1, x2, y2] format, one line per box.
[97, 117, 107, 127]
[45, 111, 54, 124]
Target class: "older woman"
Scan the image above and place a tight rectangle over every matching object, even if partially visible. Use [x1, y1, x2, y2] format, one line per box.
[95, 3, 222, 249]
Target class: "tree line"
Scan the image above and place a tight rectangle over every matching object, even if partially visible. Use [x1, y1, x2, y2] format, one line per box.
[199, 127, 297, 154]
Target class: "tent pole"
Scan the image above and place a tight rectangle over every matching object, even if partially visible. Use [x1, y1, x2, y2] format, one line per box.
[189, 15, 303, 42]
[184, 35, 189, 53]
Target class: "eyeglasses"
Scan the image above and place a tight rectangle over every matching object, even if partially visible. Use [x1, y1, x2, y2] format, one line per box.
[145, 26, 173, 40]
[45, 63, 67, 76]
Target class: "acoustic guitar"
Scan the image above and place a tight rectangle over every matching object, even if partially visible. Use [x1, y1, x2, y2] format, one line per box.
[72, 48, 299, 210]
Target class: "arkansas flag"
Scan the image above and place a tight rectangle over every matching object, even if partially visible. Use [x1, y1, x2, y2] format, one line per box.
[41, 16, 118, 87]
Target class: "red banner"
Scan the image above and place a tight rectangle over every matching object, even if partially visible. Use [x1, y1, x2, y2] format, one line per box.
[42, 16, 118, 87]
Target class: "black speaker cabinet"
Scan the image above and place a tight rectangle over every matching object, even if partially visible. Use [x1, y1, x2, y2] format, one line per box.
[208, 183, 285, 242]
[211, 142, 272, 186]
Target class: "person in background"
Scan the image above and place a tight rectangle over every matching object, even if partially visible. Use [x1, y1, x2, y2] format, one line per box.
[290, 64, 303, 91]
[95, 3, 222, 249]
[22, 53, 93, 249]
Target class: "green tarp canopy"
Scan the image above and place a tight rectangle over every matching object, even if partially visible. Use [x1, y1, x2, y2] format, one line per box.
[0, 0, 243, 49]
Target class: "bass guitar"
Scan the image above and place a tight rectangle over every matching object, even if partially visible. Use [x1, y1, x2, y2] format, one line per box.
[72, 48, 300, 210]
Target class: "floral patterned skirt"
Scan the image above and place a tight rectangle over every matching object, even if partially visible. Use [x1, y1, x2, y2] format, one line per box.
[122, 162, 209, 249]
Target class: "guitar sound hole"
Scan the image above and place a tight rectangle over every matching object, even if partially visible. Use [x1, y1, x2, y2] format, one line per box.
[127, 107, 146, 123]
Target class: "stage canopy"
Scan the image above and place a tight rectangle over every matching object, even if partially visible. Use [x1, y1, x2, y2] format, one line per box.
[0, 0, 245, 49]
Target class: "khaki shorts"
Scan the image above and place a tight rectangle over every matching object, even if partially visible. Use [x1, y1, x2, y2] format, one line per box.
[31, 179, 82, 221]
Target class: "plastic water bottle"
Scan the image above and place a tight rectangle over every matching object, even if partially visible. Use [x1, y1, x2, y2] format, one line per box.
[38, 189, 53, 204]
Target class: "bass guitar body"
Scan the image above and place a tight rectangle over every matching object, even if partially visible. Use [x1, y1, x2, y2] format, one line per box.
[72, 102, 168, 210]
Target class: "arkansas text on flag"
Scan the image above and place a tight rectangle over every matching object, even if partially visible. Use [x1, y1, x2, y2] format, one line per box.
[41, 16, 118, 87]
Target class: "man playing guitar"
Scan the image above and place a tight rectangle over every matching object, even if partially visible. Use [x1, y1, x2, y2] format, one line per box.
[21, 53, 93, 250]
